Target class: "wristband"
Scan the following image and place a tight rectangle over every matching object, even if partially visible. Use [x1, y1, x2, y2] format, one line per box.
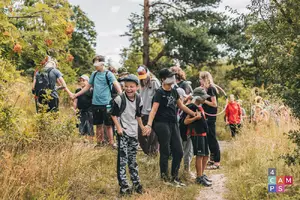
[146, 124, 152, 128]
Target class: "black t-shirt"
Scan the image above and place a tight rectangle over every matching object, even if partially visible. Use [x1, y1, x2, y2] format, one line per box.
[178, 81, 193, 95]
[187, 104, 208, 134]
[75, 88, 93, 111]
[153, 87, 179, 123]
[202, 86, 218, 121]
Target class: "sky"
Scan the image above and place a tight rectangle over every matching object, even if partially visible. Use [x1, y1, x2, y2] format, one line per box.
[68, 0, 251, 67]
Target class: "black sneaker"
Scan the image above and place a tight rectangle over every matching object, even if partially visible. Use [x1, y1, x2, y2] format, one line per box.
[120, 186, 132, 196]
[133, 184, 144, 194]
[203, 174, 212, 182]
[196, 176, 212, 187]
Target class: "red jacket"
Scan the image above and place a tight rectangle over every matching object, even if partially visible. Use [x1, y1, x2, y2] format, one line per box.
[225, 101, 241, 124]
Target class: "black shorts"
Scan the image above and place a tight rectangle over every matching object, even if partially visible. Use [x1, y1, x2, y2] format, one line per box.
[191, 135, 209, 156]
[79, 110, 94, 136]
[92, 105, 113, 126]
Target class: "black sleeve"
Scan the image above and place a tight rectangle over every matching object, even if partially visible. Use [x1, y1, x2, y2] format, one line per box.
[173, 88, 180, 101]
[208, 87, 216, 97]
[111, 100, 120, 117]
[153, 89, 162, 103]
[136, 105, 143, 117]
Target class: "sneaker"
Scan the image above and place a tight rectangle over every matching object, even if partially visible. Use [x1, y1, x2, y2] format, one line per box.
[120, 186, 132, 196]
[173, 178, 186, 187]
[133, 184, 144, 194]
[196, 176, 212, 187]
[203, 174, 212, 182]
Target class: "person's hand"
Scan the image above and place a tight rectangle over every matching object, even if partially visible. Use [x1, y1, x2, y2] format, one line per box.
[143, 125, 151, 136]
[32, 89, 35, 95]
[195, 110, 202, 120]
[117, 127, 123, 136]
[141, 125, 147, 136]
[70, 93, 76, 100]
[225, 121, 229, 125]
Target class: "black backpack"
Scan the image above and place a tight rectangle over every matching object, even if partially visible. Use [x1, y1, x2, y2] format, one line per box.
[34, 68, 54, 101]
[112, 93, 142, 117]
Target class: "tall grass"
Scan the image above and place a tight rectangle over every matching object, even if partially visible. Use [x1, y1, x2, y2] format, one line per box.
[223, 121, 300, 200]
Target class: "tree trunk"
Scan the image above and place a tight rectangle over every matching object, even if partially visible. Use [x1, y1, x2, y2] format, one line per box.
[143, 0, 150, 67]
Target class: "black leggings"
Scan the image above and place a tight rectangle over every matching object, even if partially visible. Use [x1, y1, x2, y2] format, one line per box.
[229, 124, 241, 137]
[153, 122, 183, 180]
[207, 121, 221, 162]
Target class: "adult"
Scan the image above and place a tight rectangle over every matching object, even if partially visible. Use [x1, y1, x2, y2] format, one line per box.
[137, 65, 160, 156]
[70, 55, 122, 148]
[199, 71, 221, 169]
[32, 56, 67, 112]
[225, 94, 242, 137]
[170, 66, 194, 176]
[144, 68, 197, 186]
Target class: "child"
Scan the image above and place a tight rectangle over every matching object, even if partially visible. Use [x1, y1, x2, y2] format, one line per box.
[144, 68, 197, 187]
[183, 87, 212, 187]
[73, 75, 94, 142]
[111, 74, 145, 196]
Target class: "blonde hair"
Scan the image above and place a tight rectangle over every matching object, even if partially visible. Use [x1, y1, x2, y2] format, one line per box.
[199, 71, 219, 93]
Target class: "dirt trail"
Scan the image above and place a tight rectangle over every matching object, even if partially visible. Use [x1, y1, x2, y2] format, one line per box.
[196, 141, 230, 200]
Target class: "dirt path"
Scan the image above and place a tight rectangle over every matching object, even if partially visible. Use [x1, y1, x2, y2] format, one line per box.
[196, 141, 230, 200]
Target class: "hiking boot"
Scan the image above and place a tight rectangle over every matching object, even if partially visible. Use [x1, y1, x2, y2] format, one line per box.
[120, 186, 132, 196]
[133, 184, 144, 194]
[196, 176, 212, 187]
[203, 174, 212, 182]
[173, 178, 186, 187]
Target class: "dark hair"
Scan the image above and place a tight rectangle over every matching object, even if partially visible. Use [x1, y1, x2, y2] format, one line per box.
[92, 55, 105, 63]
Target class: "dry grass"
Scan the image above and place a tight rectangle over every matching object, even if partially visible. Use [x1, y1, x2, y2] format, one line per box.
[0, 143, 201, 200]
[223, 121, 300, 200]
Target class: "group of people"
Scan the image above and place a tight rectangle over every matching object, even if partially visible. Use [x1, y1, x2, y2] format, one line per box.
[32, 54, 231, 196]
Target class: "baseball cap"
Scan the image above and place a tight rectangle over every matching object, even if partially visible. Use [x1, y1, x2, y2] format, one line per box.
[118, 67, 129, 76]
[80, 75, 89, 81]
[123, 74, 139, 85]
[137, 65, 148, 80]
[192, 87, 210, 100]
[159, 68, 176, 79]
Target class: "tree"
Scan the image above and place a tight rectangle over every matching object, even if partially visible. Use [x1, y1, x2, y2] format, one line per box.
[69, 6, 97, 75]
[0, 0, 76, 82]
[124, 0, 229, 69]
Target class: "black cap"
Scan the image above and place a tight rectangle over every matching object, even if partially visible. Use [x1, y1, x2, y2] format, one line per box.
[123, 74, 139, 85]
[159, 68, 176, 79]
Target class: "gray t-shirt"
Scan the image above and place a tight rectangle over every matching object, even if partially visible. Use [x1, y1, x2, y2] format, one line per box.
[36, 67, 63, 98]
[140, 78, 160, 115]
[114, 95, 143, 138]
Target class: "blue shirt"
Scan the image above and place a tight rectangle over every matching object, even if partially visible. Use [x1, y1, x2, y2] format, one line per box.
[89, 70, 116, 105]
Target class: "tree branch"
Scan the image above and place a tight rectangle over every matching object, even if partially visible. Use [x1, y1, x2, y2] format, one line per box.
[150, 2, 186, 13]
[272, 0, 293, 24]
[149, 48, 165, 66]
[149, 28, 164, 34]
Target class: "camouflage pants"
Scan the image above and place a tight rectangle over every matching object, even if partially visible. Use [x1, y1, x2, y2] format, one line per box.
[117, 133, 140, 189]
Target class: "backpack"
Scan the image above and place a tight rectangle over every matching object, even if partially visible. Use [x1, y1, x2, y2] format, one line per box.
[113, 93, 142, 117]
[34, 68, 54, 102]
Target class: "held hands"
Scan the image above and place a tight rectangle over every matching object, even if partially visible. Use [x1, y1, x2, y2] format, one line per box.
[143, 125, 151, 136]
[194, 110, 202, 120]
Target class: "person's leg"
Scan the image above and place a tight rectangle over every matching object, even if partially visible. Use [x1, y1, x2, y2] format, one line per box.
[207, 121, 221, 165]
[93, 106, 105, 145]
[202, 156, 209, 174]
[196, 156, 203, 177]
[153, 122, 171, 179]
[138, 115, 149, 154]
[229, 124, 236, 137]
[117, 134, 130, 192]
[170, 123, 183, 180]
[104, 109, 114, 146]
[127, 136, 141, 188]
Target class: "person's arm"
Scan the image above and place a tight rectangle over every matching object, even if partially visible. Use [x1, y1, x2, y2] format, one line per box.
[57, 77, 67, 88]
[112, 116, 123, 136]
[177, 99, 196, 117]
[72, 84, 92, 99]
[72, 98, 78, 113]
[204, 96, 217, 107]
[184, 113, 201, 125]
[146, 102, 159, 128]
[113, 81, 122, 94]
[137, 117, 146, 136]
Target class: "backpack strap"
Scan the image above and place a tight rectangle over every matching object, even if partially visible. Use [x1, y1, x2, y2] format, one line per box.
[119, 93, 127, 116]
[46, 68, 54, 89]
[91, 71, 98, 86]
[199, 106, 206, 120]
[106, 71, 113, 98]
[135, 93, 141, 117]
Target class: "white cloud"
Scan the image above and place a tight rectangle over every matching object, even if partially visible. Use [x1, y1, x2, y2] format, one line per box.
[97, 29, 124, 37]
[111, 6, 121, 13]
